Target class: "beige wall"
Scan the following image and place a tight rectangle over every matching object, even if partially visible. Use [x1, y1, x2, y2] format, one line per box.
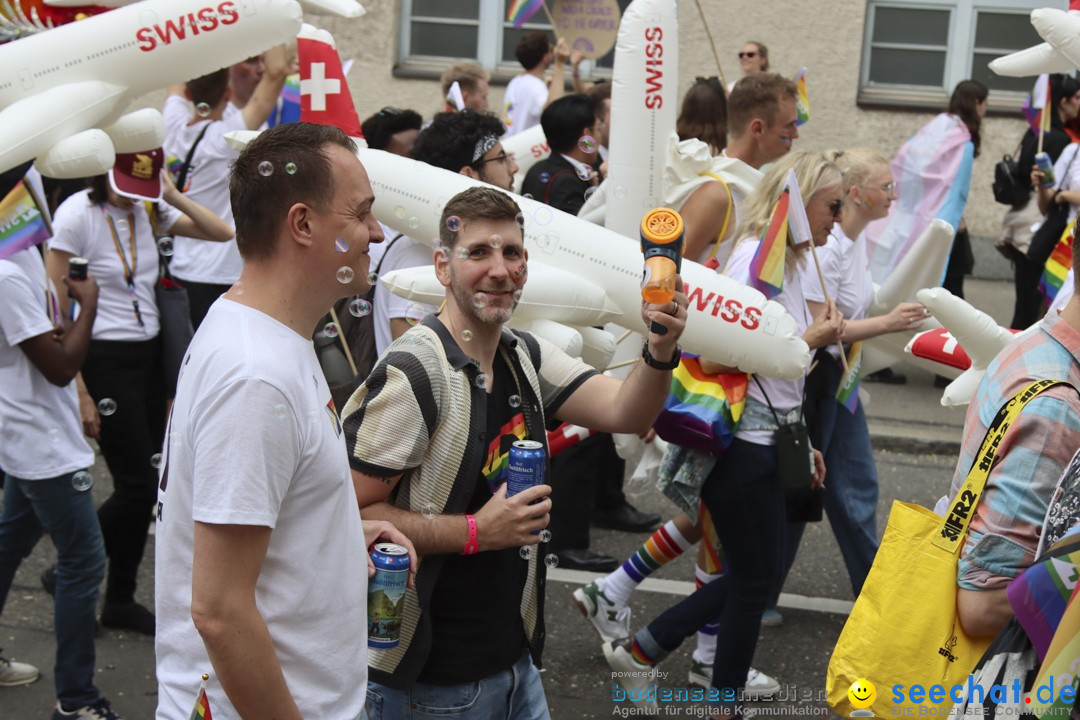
[135, 0, 1028, 237]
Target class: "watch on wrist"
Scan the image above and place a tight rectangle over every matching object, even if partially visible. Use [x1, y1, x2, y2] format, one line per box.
[642, 342, 681, 371]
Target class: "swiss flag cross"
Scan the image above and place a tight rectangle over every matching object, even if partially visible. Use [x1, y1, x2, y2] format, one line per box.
[297, 24, 363, 138]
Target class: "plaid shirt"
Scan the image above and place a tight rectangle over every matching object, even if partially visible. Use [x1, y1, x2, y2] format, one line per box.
[949, 310, 1080, 590]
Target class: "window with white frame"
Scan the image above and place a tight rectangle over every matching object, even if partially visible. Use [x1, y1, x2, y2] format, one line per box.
[860, 0, 1047, 108]
[398, 0, 632, 77]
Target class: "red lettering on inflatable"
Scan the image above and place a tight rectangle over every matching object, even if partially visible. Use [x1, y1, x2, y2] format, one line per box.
[136, 3, 236, 52]
[644, 27, 663, 110]
[686, 285, 715, 313]
[721, 298, 742, 323]
[742, 306, 762, 330]
[710, 294, 726, 318]
[531, 142, 550, 158]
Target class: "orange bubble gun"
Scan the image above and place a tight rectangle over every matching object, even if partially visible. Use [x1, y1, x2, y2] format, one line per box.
[640, 208, 684, 335]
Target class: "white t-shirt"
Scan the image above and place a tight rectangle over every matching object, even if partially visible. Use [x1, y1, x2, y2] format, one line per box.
[725, 238, 811, 445]
[1053, 143, 1080, 212]
[50, 190, 181, 341]
[163, 95, 245, 284]
[155, 299, 368, 720]
[503, 73, 548, 137]
[369, 226, 437, 357]
[0, 248, 95, 480]
[802, 223, 875, 358]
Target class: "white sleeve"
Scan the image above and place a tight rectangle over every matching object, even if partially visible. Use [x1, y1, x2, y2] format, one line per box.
[1053, 144, 1079, 191]
[47, 195, 89, 257]
[723, 239, 757, 286]
[0, 265, 53, 346]
[163, 95, 191, 137]
[802, 240, 841, 305]
[189, 378, 303, 528]
[154, 199, 183, 234]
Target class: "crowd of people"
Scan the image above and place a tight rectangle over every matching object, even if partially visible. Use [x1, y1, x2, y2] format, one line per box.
[0, 28, 1077, 720]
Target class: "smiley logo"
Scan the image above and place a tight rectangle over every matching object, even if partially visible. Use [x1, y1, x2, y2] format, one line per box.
[848, 678, 876, 709]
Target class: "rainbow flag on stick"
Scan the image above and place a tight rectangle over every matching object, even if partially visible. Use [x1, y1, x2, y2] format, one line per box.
[0, 171, 51, 262]
[794, 67, 809, 126]
[750, 189, 790, 299]
[507, 0, 545, 28]
[1039, 221, 1073, 303]
[835, 342, 863, 413]
[188, 675, 213, 720]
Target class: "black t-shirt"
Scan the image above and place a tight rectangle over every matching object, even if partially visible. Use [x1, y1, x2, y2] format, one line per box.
[419, 353, 532, 684]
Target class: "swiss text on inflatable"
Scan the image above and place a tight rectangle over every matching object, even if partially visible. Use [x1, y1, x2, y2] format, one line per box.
[0, 0, 303, 177]
[502, 124, 549, 194]
[604, 0, 677, 239]
[361, 149, 810, 379]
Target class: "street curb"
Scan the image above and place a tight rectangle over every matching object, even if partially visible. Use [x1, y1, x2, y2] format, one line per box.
[867, 424, 962, 456]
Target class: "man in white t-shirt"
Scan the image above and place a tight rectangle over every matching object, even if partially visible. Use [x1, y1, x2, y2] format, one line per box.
[503, 31, 569, 137]
[154, 123, 415, 720]
[162, 44, 288, 329]
[370, 110, 520, 356]
[0, 246, 125, 719]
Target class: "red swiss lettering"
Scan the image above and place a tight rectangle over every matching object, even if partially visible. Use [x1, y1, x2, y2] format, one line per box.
[136, 26, 155, 51]
[685, 285, 715, 313]
[721, 298, 742, 323]
[198, 6, 220, 31]
[643, 27, 663, 110]
[741, 306, 762, 330]
[218, 1, 239, 25]
[136, 3, 235, 52]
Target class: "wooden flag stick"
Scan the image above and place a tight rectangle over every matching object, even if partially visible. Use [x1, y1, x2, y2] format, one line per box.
[806, 240, 850, 373]
[693, 0, 726, 87]
[541, 1, 560, 40]
[329, 306, 359, 377]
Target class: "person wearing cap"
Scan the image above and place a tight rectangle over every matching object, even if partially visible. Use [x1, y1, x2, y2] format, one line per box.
[44, 151, 231, 636]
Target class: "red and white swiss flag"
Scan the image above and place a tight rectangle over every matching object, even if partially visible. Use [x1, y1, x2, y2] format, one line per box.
[907, 327, 1020, 371]
[297, 24, 363, 138]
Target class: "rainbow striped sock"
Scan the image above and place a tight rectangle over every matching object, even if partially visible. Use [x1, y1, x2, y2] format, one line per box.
[630, 638, 656, 666]
[602, 521, 693, 607]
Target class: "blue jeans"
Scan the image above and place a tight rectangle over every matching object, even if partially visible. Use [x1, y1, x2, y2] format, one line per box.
[365, 650, 550, 720]
[0, 470, 105, 708]
[638, 439, 786, 700]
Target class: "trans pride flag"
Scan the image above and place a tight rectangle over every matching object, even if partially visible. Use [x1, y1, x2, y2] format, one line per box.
[507, 0, 545, 28]
[0, 169, 51, 262]
[864, 114, 973, 284]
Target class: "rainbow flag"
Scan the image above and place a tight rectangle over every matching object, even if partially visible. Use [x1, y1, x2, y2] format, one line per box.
[507, 0, 545, 28]
[655, 354, 748, 457]
[268, 73, 302, 128]
[188, 678, 213, 720]
[794, 67, 809, 126]
[0, 173, 51, 262]
[1039, 221, 1073, 303]
[835, 341, 863, 413]
[749, 189, 790, 299]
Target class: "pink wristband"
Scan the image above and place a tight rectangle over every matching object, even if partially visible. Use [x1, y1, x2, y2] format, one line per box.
[461, 514, 479, 556]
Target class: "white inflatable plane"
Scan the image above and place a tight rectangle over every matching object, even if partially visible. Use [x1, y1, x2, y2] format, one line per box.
[43, 0, 365, 17]
[0, 0, 309, 178]
[989, 1, 1080, 77]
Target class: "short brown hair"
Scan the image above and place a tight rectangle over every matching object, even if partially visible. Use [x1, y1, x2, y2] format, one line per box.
[727, 73, 797, 140]
[516, 30, 551, 71]
[440, 63, 490, 98]
[438, 187, 521, 248]
[186, 68, 230, 108]
[230, 123, 357, 260]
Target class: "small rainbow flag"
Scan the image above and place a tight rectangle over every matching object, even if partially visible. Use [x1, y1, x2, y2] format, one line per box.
[188, 676, 213, 720]
[1024, 74, 1052, 135]
[655, 354, 748, 457]
[507, 0, 545, 28]
[835, 341, 863, 413]
[0, 174, 51, 262]
[268, 73, 303, 128]
[1039, 220, 1073, 303]
[749, 189, 790, 299]
[794, 67, 809, 126]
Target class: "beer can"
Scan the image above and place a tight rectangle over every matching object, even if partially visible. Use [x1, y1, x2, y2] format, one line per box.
[68, 257, 89, 280]
[1035, 152, 1056, 188]
[506, 439, 546, 497]
[368, 542, 410, 649]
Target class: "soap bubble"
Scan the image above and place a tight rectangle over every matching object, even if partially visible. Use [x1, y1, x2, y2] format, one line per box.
[472, 294, 488, 309]
[195, 102, 211, 117]
[348, 298, 372, 318]
[367, 271, 379, 285]
[421, 502, 437, 520]
[456, 247, 470, 260]
[157, 237, 174, 257]
[405, 303, 427, 325]
[515, 212, 526, 228]
[273, 403, 288, 419]
[258, 161, 273, 177]
[539, 172, 550, 183]
[334, 237, 349, 253]
[285, 162, 297, 175]
[534, 207, 553, 226]
[545, 553, 559, 568]
[323, 322, 339, 338]
[576, 165, 592, 181]
[539, 529, 552, 543]
[578, 135, 597, 153]
[150, 453, 162, 469]
[523, 193, 534, 200]
[475, 373, 487, 388]
[519, 546, 531, 560]
[490, 234, 503, 249]
[461, 329, 473, 342]
[115, 219, 128, 234]
[97, 398, 117, 416]
[513, 289, 523, 302]
[508, 394, 521, 408]
[408, 216, 420, 229]
[584, 186, 598, 201]
[614, 185, 628, 199]
[395, 205, 406, 219]
[336, 266, 355, 284]
[446, 216, 461, 232]
[71, 471, 93, 492]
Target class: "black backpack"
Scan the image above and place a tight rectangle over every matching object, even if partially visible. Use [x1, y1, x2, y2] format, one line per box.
[993, 143, 1030, 208]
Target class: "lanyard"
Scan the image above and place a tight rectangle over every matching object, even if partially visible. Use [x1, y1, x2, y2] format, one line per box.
[102, 207, 144, 327]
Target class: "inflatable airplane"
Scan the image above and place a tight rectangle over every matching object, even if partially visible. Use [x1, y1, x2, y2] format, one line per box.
[989, 1, 1080, 77]
[0, 0, 307, 178]
[42, 0, 364, 17]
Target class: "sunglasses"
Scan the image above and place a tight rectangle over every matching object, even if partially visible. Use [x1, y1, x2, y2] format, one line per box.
[738, 51, 758, 59]
[828, 199, 843, 219]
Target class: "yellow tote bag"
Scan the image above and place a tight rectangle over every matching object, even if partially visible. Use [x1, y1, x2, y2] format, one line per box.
[827, 380, 1067, 718]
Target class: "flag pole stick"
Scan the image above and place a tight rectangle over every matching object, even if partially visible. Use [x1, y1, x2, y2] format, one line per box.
[807, 240, 851, 373]
[329, 306, 359, 377]
[692, 0, 726, 87]
[541, 2, 560, 41]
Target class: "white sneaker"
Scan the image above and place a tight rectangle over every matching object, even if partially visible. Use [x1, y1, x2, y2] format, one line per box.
[744, 667, 781, 699]
[0, 652, 39, 687]
[602, 638, 659, 714]
[572, 579, 630, 643]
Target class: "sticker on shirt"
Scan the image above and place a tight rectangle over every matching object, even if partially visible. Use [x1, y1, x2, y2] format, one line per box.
[325, 397, 342, 437]
[482, 412, 526, 493]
